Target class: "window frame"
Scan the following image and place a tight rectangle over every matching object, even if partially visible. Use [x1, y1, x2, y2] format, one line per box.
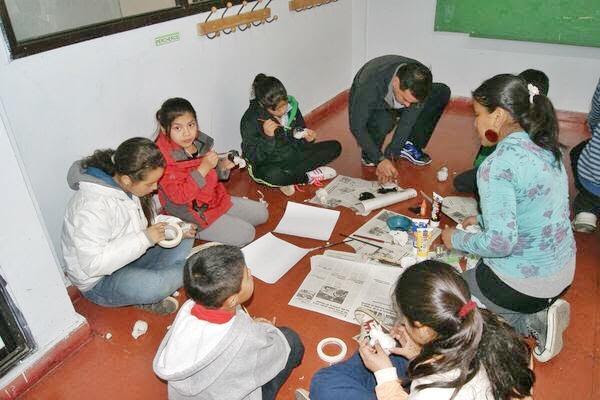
[0, 0, 244, 59]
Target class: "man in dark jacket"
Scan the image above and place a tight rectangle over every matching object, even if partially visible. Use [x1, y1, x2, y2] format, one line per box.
[349, 55, 450, 182]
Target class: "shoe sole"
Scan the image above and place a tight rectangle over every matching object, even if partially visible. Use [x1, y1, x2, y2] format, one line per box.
[534, 299, 570, 362]
[294, 388, 310, 400]
[572, 222, 597, 233]
[399, 152, 432, 166]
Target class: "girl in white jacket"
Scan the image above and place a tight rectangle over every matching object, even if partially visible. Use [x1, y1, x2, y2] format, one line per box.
[61, 137, 196, 314]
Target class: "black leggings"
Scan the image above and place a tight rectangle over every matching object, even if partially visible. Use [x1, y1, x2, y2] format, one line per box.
[251, 140, 341, 186]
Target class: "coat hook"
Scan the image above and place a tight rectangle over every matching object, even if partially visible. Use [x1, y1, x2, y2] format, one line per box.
[251, 0, 264, 27]
[237, 1, 251, 31]
[205, 6, 218, 39]
[264, 0, 277, 23]
[221, 2, 234, 35]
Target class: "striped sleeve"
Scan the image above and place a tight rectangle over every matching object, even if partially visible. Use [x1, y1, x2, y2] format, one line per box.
[588, 78, 600, 132]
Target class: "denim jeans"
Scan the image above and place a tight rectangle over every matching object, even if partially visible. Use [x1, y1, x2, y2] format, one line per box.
[310, 351, 410, 400]
[82, 238, 193, 307]
[570, 139, 600, 215]
[262, 327, 305, 400]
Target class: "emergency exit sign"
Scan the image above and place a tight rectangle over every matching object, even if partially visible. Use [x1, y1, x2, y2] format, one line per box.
[155, 32, 180, 46]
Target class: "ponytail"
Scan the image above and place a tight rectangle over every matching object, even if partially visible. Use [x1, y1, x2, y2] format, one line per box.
[473, 74, 561, 166]
[251, 73, 287, 110]
[395, 261, 533, 399]
[81, 137, 165, 226]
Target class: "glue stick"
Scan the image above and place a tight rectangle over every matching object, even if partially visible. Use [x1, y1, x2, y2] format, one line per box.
[412, 219, 431, 261]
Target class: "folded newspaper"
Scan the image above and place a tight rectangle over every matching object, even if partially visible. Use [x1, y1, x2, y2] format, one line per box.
[288, 255, 403, 327]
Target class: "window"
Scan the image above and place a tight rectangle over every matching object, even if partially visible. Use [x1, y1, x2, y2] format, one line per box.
[0, 0, 243, 59]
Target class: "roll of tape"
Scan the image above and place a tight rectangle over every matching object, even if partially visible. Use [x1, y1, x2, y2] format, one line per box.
[317, 337, 347, 364]
[159, 223, 183, 248]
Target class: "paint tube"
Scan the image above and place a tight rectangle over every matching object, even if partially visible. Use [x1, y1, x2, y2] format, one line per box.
[430, 192, 444, 227]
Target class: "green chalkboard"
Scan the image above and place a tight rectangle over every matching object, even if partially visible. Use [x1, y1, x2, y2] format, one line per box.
[435, 0, 600, 48]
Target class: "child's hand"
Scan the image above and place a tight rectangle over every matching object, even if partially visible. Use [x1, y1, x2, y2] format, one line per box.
[441, 225, 455, 250]
[180, 223, 198, 238]
[388, 325, 422, 361]
[218, 158, 236, 170]
[461, 215, 479, 229]
[303, 129, 317, 142]
[376, 159, 399, 183]
[197, 151, 219, 176]
[358, 339, 393, 372]
[146, 222, 167, 244]
[262, 119, 279, 137]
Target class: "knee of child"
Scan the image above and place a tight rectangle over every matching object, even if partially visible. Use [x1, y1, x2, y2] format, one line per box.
[231, 223, 256, 247]
[279, 327, 305, 363]
[257, 203, 269, 225]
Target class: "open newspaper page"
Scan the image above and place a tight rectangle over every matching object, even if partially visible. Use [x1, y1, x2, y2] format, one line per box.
[289, 255, 402, 325]
[308, 175, 379, 210]
[348, 209, 441, 264]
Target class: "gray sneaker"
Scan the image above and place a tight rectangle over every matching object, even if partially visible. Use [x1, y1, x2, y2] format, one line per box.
[137, 296, 179, 315]
[528, 299, 570, 362]
[294, 388, 310, 400]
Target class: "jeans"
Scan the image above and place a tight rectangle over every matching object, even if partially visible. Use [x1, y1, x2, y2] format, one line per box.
[251, 140, 342, 186]
[82, 238, 193, 307]
[355, 83, 449, 163]
[310, 351, 410, 400]
[262, 327, 305, 400]
[570, 139, 600, 215]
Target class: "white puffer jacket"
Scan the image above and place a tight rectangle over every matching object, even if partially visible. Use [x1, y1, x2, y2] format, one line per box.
[61, 162, 180, 291]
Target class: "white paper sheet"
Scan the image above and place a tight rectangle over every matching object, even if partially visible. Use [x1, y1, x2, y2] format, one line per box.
[242, 233, 310, 284]
[274, 202, 340, 241]
[442, 196, 479, 224]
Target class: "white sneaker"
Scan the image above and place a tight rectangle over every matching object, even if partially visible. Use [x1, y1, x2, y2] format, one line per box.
[306, 167, 337, 185]
[187, 242, 223, 259]
[279, 185, 295, 196]
[294, 388, 310, 400]
[533, 299, 570, 362]
[572, 212, 597, 233]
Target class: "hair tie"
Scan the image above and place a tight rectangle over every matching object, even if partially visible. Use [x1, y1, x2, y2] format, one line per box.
[110, 153, 116, 164]
[527, 83, 540, 104]
[458, 300, 477, 319]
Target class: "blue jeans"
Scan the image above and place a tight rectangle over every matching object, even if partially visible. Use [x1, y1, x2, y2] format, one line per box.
[262, 327, 305, 400]
[82, 239, 193, 307]
[310, 351, 410, 400]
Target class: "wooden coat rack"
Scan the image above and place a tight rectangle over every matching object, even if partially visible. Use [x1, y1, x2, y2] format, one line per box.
[289, 0, 339, 12]
[197, 1, 277, 38]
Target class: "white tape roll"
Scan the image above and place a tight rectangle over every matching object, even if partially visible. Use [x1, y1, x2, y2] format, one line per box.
[159, 223, 183, 248]
[317, 337, 347, 364]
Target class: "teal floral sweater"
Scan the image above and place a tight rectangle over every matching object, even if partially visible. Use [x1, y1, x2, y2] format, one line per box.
[452, 131, 576, 280]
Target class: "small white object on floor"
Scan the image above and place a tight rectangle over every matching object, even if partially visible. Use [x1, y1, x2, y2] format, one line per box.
[437, 166, 449, 182]
[131, 320, 148, 339]
[389, 230, 408, 246]
[105, 332, 112, 340]
[172, 290, 180, 297]
[257, 190, 268, 207]
[456, 223, 482, 233]
[316, 188, 328, 203]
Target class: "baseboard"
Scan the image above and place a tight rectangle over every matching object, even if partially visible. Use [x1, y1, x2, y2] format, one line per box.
[0, 321, 92, 399]
[448, 96, 587, 124]
[304, 90, 349, 126]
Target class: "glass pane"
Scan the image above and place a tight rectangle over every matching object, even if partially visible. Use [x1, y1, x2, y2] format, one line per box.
[5, 0, 178, 42]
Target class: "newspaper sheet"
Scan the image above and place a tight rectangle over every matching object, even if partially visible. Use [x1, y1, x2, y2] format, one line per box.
[348, 209, 441, 265]
[442, 196, 479, 224]
[308, 175, 379, 210]
[288, 255, 402, 326]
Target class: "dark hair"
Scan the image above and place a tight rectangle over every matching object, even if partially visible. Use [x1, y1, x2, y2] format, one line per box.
[518, 69, 549, 96]
[184, 245, 246, 308]
[156, 97, 197, 136]
[396, 63, 432, 102]
[473, 73, 561, 165]
[81, 137, 165, 225]
[395, 261, 534, 400]
[252, 73, 288, 110]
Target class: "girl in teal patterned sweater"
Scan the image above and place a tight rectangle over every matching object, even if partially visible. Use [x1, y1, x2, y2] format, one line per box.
[442, 74, 576, 363]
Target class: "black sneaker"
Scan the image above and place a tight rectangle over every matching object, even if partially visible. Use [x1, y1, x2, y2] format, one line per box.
[399, 141, 432, 166]
[527, 299, 570, 362]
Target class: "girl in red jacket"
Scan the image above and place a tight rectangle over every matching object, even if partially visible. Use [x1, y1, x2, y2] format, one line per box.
[155, 98, 268, 246]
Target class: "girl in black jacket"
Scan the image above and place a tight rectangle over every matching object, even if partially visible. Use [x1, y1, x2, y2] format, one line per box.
[240, 74, 341, 196]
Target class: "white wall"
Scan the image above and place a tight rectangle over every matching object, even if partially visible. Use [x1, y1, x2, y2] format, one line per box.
[0, 104, 85, 388]
[0, 0, 353, 258]
[364, 0, 600, 113]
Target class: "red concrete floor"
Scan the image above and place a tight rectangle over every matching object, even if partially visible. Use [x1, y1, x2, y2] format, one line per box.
[20, 102, 599, 400]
